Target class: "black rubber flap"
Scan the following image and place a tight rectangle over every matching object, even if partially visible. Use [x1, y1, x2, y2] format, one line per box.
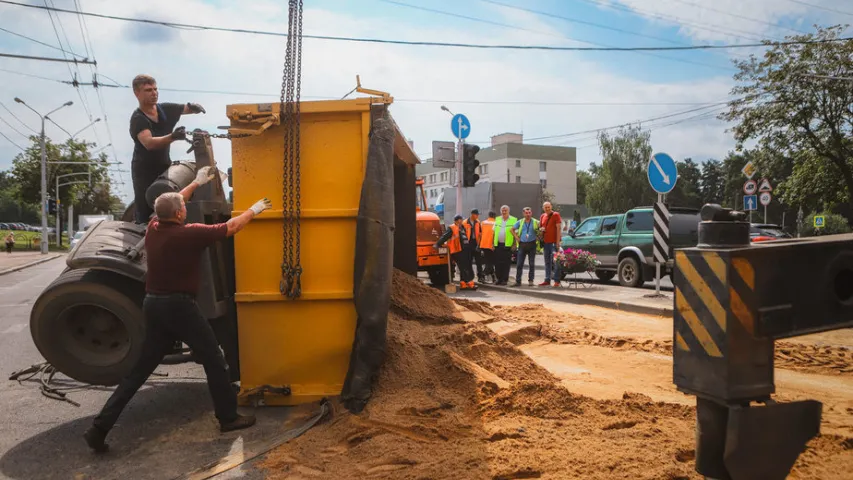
[340, 110, 395, 413]
[724, 400, 822, 480]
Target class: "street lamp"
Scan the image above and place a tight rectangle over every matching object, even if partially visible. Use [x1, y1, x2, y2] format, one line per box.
[440, 105, 454, 116]
[14, 97, 73, 254]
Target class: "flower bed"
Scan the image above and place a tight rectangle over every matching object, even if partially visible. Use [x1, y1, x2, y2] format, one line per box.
[554, 248, 600, 274]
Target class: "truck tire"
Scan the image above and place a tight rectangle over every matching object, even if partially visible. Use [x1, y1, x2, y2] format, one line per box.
[428, 266, 449, 287]
[30, 268, 146, 386]
[618, 256, 643, 288]
[595, 270, 616, 282]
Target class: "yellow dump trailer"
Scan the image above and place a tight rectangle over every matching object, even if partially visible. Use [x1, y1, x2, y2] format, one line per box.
[227, 95, 420, 406]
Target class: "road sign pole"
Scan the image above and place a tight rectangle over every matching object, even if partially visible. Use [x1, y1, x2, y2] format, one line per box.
[455, 137, 463, 216]
[764, 204, 767, 224]
[655, 194, 661, 296]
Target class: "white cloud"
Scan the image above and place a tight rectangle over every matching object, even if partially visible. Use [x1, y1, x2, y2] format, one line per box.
[0, 0, 831, 205]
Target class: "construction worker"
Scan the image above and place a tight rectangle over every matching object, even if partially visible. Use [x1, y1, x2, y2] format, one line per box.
[479, 211, 497, 283]
[493, 205, 518, 286]
[512, 207, 540, 286]
[464, 209, 483, 283]
[83, 166, 271, 453]
[434, 214, 476, 289]
[130, 74, 206, 223]
[539, 201, 563, 286]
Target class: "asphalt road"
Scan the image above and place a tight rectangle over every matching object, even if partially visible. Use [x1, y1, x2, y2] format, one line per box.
[0, 259, 301, 480]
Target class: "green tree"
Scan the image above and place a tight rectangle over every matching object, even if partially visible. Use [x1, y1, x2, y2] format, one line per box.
[576, 170, 592, 206]
[799, 212, 851, 237]
[667, 158, 702, 208]
[586, 124, 656, 214]
[699, 159, 724, 205]
[10, 137, 120, 225]
[721, 24, 853, 219]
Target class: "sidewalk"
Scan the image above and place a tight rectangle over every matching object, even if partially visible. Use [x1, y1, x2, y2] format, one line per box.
[0, 252, 63, 276]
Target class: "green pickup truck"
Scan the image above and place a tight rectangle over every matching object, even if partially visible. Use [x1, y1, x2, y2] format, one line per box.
[560, 206, 701, 287]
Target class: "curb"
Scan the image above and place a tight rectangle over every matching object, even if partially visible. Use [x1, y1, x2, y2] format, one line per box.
[0, 254, 63, 276]
[477, 283, 673, 317]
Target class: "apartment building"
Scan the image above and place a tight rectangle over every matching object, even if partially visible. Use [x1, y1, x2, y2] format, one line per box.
[416, 132, 577, 209]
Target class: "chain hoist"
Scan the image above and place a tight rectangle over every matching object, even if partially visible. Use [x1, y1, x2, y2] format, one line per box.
[279, 0, 304, 299]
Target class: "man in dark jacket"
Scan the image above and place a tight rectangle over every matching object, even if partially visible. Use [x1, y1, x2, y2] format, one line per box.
[464, 209, 483, 283]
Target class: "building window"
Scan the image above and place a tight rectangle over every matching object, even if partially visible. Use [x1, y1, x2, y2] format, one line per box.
[483, 164, 488, 174]
[540, 179, 547, 188]
[440, 172, 447, 182]
[515, 160, 521, 168]
[516, 176, 521, 183]
[540, 161, 547, 172]
[429, 174, 436, 183]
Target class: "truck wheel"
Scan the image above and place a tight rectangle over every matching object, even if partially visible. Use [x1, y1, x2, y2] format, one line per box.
[618, 256, 643, 288]
[30, 269, 145, 386]
[595, 270, 616, 282]
[428, 266, 449, 287]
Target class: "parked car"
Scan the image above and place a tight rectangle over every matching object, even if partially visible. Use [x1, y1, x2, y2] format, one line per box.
[561, 206, 701, 287]
[69, 230, 85, 250]
[750, 223, 791, 242]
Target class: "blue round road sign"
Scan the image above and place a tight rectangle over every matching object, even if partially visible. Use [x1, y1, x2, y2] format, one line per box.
[647, 152, 678, 194]
[451, 114, 471, 140]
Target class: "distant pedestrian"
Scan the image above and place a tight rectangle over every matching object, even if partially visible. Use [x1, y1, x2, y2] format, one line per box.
[539, 202, 562, 286]
[479, 211, 497, 283]
[493, 205, 517, 286]
[512, 207, 539, 286]
[5, 233, 14, 254]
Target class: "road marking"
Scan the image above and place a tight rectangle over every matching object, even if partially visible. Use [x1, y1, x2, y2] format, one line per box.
[1, 323, 27, 334]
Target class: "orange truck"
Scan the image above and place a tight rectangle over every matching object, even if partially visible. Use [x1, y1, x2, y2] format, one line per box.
[416, 177, 450, 286]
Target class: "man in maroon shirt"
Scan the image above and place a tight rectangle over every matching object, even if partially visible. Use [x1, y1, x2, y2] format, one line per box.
[84, 165, 272, 453]
[539, 201, 563, 287]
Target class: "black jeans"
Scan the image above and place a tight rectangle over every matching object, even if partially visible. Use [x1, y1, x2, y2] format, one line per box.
[465, 245, 483, 281]
[452, 249, 474, 283]
[481, 248, 495, 277]
[131, 162, 168, 224]
[92, 294, 237, 432]
[515, 241, 537, 283]
[495, 246, 513, 284]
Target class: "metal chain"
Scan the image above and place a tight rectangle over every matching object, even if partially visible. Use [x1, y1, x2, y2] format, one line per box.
[279, 0, 303, 299]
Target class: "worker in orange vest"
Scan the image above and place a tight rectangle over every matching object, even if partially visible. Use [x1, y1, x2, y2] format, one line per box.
[464, 209, 483, 283]
[479, 211, 496, 283]
[434, 214, 476, 289]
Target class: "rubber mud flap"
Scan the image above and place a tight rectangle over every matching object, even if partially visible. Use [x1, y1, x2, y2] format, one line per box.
[724, 400, 822, 480]
[341, 111, 395, 413]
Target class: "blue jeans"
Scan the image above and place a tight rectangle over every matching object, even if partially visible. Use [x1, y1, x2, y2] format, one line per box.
[543, 242, 557, 283]
[515, 241, 536, 283]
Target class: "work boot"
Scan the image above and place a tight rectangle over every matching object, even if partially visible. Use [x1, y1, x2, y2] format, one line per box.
[459, 282, 467, 290]
[468, 282, 477, 290]
[220, 414, 256, 433]
[83, 425, 109, 453]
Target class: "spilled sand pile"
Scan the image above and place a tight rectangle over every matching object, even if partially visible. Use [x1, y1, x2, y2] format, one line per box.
[261, 273, 853, 479]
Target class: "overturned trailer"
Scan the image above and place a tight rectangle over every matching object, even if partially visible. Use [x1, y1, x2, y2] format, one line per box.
[29, 93, 419, 412]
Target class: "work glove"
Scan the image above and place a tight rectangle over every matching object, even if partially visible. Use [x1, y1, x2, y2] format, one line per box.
[250, 197, 272, 215]
[187, 102, 206, 114]
[171, 126, 187, 141]
[194, 166, 216, 186]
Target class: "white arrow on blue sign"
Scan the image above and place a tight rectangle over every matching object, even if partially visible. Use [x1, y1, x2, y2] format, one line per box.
[647, 152, 678, 194]
[743, 195, 758, 211]
[451, 114, 471, 140]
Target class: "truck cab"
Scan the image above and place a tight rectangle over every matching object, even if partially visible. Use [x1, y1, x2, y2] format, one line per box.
[416, 178, 450, 286]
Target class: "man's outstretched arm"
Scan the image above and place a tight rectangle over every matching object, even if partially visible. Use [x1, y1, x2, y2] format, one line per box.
[226, 198, 272, 236]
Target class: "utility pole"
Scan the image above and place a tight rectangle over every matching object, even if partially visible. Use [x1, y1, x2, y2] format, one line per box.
[456, 137, 463, 216]
[14, 98, 73, 254]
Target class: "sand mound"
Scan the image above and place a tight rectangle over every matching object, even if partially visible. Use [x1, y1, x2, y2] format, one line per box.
[261, 271, 850, 479]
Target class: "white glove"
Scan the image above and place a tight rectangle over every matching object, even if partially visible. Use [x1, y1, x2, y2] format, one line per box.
[194, 166, 215, 186]
[250, 197, 272, 215]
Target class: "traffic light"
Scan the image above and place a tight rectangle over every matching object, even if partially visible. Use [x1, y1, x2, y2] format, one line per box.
[462, 144, 480, 187]
[47, 199, 56, 215]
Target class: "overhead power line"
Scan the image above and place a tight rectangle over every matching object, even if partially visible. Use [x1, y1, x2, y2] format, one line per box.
[785, 0, 853, 17]
[1, 0, 849, 52]
[0, 130, 24, 151]
[0, 115, 29, 139]
[0, 26, 87, 58]
[0, 52, 96, 64]
[0, 101, 37, 134]
[667, 0, 810, 35]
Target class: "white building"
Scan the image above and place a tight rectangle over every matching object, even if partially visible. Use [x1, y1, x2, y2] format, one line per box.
[417, 132, 577, 209]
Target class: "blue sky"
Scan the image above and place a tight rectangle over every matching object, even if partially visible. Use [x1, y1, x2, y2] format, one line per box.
[0, 0, 847, 203]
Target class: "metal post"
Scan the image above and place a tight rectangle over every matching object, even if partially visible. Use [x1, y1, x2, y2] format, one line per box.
[655, 193, 661, 295]
[68, 204, 73, 241]
[764, 204, 767, 224]
[455, 138, 463, 216]
[40, 119, 48, 254]
[55, 175, 60, 246]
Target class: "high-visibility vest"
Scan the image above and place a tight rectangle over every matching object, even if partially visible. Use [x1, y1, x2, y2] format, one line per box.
[464, 219, 481, 246]
[479, 219, 495, 250]
[448, 224, 463, 254]
[515, 218, 540, 242]
[493, 215, 518, 247]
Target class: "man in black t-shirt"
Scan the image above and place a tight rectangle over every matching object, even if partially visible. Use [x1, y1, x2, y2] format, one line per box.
[129, 74, 206, 223]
